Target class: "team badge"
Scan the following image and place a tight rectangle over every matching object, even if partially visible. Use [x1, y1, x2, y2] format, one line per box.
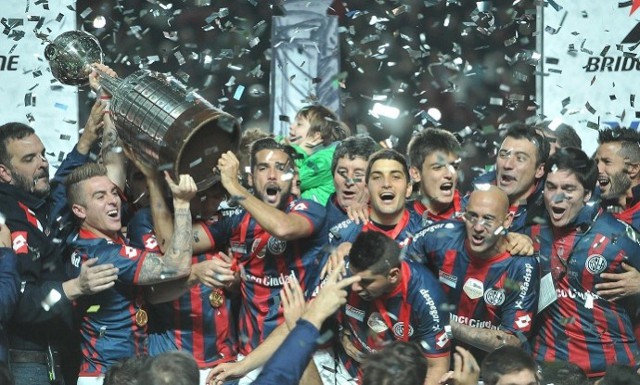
[463, 278, 484, 299]
[484, 288, 506, 306]
[367, 312, 388, 333]
[392, 322, 414, 338]
[267, 237, 287, 255]
[585, 254, 607, 274]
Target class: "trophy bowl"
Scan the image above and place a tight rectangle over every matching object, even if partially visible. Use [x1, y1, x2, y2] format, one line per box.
[44, 30, 103, 86]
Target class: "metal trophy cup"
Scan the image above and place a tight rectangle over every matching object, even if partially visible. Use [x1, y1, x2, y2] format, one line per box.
[44, 30, 240, 191]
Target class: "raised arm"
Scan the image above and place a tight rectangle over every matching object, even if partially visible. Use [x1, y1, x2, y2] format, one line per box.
[137, 174, 197, 285]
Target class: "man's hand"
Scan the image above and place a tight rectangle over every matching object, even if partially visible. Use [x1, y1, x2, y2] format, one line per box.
[505, 232, 534, 256]
[0, 224, 11, 248]
[216, 151, 242, 195]
[64, 258, 119, 300]
[122, 144, 157, 178]
[303, 262, 360, 329]
[165, 172, 197, 206]
[596, 262, 640, 300]
[77, 99, 106, 154]
[341, 330, 365, 363]
[281, 276, 307, 331]
[190, 252, 237, 288]
[320, 242, 352, 278]
[207, 361, 249, 385]
[346, 202, 370, 225]
[89, 63, 118, 94]
[438, 347, 480, 385]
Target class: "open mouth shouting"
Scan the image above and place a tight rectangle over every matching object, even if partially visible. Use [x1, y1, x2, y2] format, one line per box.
[439, 182, 454, 196]
[378, 191, 396, 205]
[597, 175, 610, 190]
[264, 183, 281, 205]
[549, 205, 566, 222]
[498, 173, 517, 187]
[469, 232, 485, 247]
[107, 208, 120, 221]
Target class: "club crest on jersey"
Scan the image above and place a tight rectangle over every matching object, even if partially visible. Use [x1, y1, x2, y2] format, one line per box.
[367, 312, 388, 333]
[463, 278, 484, 299]
[392, 322, 414, 338]
[267, 237, 287, 255]
[585, 254, 607, 274]
[484, 288, 506, 306]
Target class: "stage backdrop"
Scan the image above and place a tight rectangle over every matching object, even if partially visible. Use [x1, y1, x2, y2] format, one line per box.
[0, 0, 79, 169]
[539, 0, 640, 155]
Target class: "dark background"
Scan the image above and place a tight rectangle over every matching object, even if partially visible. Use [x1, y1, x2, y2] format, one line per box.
[77, 0, 538, 190]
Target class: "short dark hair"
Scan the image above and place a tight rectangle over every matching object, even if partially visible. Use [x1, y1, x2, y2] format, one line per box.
[539, 361, 587, 385]
[349, 231, 401, 275]
[503, 123, 549, 166]
[598, 127, 640, 164]
[545, 147, 597, 193]
[599, 364, 640, 385]
[481, 346, 538, 385]
[366, 149, 410, 183]
[534, 120, 582, 150]
[137, 351, 199, 385]
[296, 105, 350, 145]
[331, 135, 378, 175]
[361, 341, 427, 385]
[0, 122, 36, 165]
[104, 355, 151, 385]
[249, 137, 295, 172]
[65, 163, 108, 207]
[407, 128, 461, 169]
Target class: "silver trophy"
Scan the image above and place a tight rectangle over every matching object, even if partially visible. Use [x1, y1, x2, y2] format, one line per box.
[44, 30, 240, 191]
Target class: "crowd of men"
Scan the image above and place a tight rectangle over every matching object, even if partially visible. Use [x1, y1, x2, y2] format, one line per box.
[0, 68, 640, 385]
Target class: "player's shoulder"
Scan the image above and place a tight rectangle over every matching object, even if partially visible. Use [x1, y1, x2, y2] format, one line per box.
[413, 220, 464, 241]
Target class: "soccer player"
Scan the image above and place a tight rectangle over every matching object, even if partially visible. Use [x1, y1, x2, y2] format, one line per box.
[408, 186, 539, 363]
[159, 138, 326, 384]
[329, 231, 450, 385]
[470, 124, 549, 233]
[481, 346, 540, 385]
[65, 164, 197, 384]
[326, 135, 378, 230]
[528, 147, 640, 378]
[407, 128, 463, 226]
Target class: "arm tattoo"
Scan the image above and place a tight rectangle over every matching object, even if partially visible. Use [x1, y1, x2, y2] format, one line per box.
[138, 207, 193, 284]
[451, 322, 520, 352]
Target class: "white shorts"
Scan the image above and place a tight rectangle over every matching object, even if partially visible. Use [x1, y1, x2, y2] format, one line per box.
[312, 348, 358, 385]
[77, 376, 104, 385]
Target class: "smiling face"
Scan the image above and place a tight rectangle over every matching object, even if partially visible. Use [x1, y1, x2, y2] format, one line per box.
[594, 142, 630, 199]
[333, 156, 369, 211]
[250, 148, 294, 210]
[367, 159, 412, 225]
[411, 150, 459, 212]
[495, 137, 544, 205]
[544, 169, 591, 229]
[463, 187, 512, 258]
[72, 176, 122, 239]
[1, 134, 50, 198]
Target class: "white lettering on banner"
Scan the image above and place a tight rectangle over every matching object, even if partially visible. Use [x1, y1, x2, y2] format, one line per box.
[514, 263, 533, 309]
[450, 314, 499, 330]
[243, 270, 297, 287]
[541, 1, 640, 155]
[0, 1, 78, 169]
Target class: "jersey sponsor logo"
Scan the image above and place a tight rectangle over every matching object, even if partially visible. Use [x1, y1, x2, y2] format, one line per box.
[120, 246, 139, 259]
[463, 278, 484, 299]
[367, 312, 389, 333]
[435, 330, 450, 348]
[345, 304, 365, 322]
[514, 311, 532, 331]
[585, 254, 608, 274]
[515, 263, 534, 309]
[11, 232, 28, 254]
[392, 322, 414, 338]
[420, 289, 441, 325]
[267, 237, 287, 255]
[414, 223, 446, 239]
[484, 288, 506, 306]
[450, 314, 498, 330]
[143, 234, 159, 251]
[439, 271, 458, 289]
[243, 270, 296, 287]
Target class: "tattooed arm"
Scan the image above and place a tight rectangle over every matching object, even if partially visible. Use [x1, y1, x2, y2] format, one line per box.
[136, 174, 197, 285]
[450, 320, 521, 352]
[101, 111, 126, 191]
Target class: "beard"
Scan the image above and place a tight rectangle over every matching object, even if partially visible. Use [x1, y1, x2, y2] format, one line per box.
[601, 171, 632, 201]
[255, 183, 293, 210]
[11, 169, 50, 198]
